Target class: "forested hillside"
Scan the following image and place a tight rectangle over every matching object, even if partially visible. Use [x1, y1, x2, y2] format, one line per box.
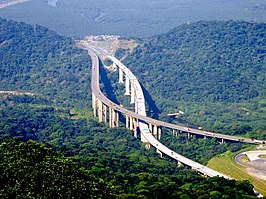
[121, 21, 266, 138]
[0, 17, 91, 109]
[0, 18, 263, 198]
[0, 93, 258, 198]
[0, 140, 114, 198]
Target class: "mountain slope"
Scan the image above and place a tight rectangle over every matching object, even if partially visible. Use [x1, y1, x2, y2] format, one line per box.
[0, 18, 262, 197]
[124, 20, 266, 103]
[121, 21, 266, 137]
[0, 140, 114, 198]
[0, 17, 91, 108]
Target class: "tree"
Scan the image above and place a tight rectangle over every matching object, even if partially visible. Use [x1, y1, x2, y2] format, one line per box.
[0, 140, 114, 198]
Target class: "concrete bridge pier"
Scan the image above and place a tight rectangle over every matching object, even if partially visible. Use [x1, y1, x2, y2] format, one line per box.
[129, 116, 133, 130]
[103, 105, 107, 123]
[156, 148, 163, 158]
[158, 127, 162, 140]
[221, 138, 225, 144]
[109, 107, 119, 128]
[125, 115, 129, 128]
[133, 118, 138, 138]
[118, 67, 124, 83]
[113, 109, 119, 127]
[130, 84, 135, 104]
[188, 132, 191, 140]
[98, 100, 103, 122]
[152, 125, 162, 140]
[92, 93, 97, 117]
[149, 123, 153, 132]
[153, 125, 158, 139]
[109, 107, 112, 128]
[144, 142, 151, 150]
[173, 129, 177, 137]
[178, 161, 183, 167]
[116, 112, 119, 127]
[173, 129, 181, 137]
[111, 108, 116, 127]
[125, 75, 130, 95]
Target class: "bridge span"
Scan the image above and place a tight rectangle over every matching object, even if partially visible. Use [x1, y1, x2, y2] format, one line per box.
[85, 44, 265, 145]
[86, 45, 237, 179]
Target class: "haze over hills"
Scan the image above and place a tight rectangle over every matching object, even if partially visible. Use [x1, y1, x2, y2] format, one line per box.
[0, 0, 266, 37]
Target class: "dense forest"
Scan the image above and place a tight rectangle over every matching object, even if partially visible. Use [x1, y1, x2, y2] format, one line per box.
[0, 140, 114, 198]
[0, 93, 259, 198]
[0, 17, 91, 109]
[1, 139, 258, 198]
[0, 18, 263, 197]
[120, 20, 266, 139]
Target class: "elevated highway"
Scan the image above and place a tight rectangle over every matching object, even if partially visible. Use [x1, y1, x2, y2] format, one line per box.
[88, 47, 234, 179]
[86, 44, 265, 146]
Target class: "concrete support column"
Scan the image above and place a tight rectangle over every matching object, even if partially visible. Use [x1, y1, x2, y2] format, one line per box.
[133, 118, 138, 138]
[92, 93, 97, 117]
[158, 127, 162, 140]
[149, 123, 153, 132]
[103, 105, 107, 123]
[98, 100, 103, 122]
[130, 83, 135, 104]
[109, 107, 112, 128]
[156, 148, 163, 158]
[144, 143, 151, 150]
[125, 115, 129, 129]
[118, 67, 124, 83]
[125, 75, 130, 95]
[111, 109, 118, 128]
[115, 112, 119, 127]
[153, 125, 158, 139]
[129, 116, 133, 130]
[178, 161, 183, 167]
[221, 138, 225, 144]
[188, 132, 191, 140]
[173, 129, 179, 137]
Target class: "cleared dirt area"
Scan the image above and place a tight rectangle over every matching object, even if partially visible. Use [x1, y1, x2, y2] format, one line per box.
[235, 150, 266, 181]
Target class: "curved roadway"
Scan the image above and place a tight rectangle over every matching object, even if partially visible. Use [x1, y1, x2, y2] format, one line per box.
[87, 44, 265, 145]
[88, 48, 235, 179]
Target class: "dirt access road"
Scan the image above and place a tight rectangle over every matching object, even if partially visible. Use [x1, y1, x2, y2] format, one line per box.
[235, 150, 266, 181]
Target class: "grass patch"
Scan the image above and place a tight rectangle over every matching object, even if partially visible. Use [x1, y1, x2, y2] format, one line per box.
[240, 155, 250, 163]
[207, 148, 266, 196]
[258, 154, 266, 159]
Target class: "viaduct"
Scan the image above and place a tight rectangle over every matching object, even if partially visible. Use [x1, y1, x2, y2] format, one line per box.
[84, 43, 265, 179]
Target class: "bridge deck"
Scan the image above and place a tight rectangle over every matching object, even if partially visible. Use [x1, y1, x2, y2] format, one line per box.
[86, 44, 265, 179]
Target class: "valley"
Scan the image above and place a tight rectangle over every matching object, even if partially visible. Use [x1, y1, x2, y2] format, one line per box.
[0, 0, 265, 37]
[0, 3, 265, 196]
